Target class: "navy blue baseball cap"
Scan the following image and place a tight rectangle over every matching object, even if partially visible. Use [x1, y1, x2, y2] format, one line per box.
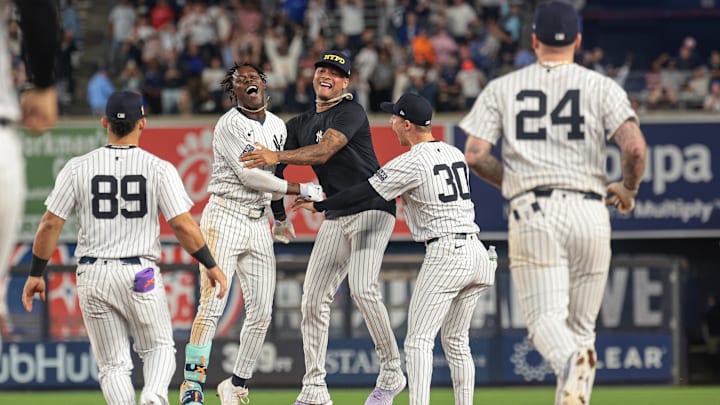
[533, 1, 579, 46]
[380, 93, 433, 126]
[315, 50, 352, 77]
[106, 91, 145, 121]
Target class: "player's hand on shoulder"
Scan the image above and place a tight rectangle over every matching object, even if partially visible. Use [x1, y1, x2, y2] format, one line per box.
[240, 142, 278, 169]
[272, 218, 296, 244]
[21, 276, 47, 312]
[293, 198, 319, 213]
[299, 183, 324, 202]
[205, 266, 228, 299]
[605, 181, 638, 214]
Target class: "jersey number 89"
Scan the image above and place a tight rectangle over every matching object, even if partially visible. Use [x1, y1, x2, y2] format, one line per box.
[91, 175, 148, 219]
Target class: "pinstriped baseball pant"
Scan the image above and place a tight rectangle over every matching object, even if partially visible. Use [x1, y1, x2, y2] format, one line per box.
[190, 201, 275, 379]
[405, 235, 496, 405]
[77, 260, 175, 405]
[297, 210, 403, 404]
[508, 191, 611, 375]
[0, 127, 24, 349]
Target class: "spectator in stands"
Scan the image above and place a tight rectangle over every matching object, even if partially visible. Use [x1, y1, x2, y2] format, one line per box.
[119, 59, 144, 93]
[199, 56, 226, 113]
[436, 55, 462, 112]
[430, 26, 459, 67]
[161, 50, 188, 114]
[338, 0, 365, 54]
[455, 57, 485, 109]
[707, 50, 720, 82]
[677, 36, 701, 70]
[305, 0, 330, 42]
[703, 80, 720, 112]
[87, 64, 115, 115]
[606, 53, 633, 88]
[411, 28, 435, 66]
[56, 29, 78, 108]
[445, 0, 476, 42]
[150, 0, 175, 30]
[354, 30, 379, 111]
[62, 0, 82, 49]
[647, 53, 682, 109]
[264, 25, 303, 102]
[143, 57, 165, 114]
[263, 60, 288, 112]
[369, 48, 396, 112]
[680, 66, 710, 109]
[478, 0, 504, 22]
[108, 0, 137, 74]
[178, 1, 218, 64]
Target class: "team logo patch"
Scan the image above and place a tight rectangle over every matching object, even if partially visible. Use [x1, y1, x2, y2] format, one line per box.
[374, 169, 388, 181]
[315, 130, 324, 144]
[242, 144, 256, 154]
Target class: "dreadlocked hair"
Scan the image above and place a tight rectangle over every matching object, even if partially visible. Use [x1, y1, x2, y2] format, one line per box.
[221, 62, 267, 103]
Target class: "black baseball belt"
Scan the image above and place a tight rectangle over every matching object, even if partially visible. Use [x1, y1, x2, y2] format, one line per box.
[523, 188, 602, 201]
[79, 256, 142, 265]
[426, 233, 479, 245]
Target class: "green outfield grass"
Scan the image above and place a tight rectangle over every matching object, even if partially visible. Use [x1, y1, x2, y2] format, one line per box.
[3, 386, 719, 405]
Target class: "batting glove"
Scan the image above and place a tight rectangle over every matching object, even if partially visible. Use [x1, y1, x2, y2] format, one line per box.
[299, 183, 324, 202]
[606, 182, 638, 214]
[272, 219, 296, 244]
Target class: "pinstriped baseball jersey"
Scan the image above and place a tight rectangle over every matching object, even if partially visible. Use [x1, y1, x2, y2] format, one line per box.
[45, 146, 192, 261]
[0, 1, 21, 122]
[368, 141, 478, 242]
[209, 107, 286, 206]
[459, 63, 637, 199]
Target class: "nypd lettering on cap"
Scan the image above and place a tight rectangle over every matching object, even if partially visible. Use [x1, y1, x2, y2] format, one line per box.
[323, 54, 346, 64]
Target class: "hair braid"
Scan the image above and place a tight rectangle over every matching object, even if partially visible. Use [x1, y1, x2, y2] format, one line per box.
[221, 62, 267, 104]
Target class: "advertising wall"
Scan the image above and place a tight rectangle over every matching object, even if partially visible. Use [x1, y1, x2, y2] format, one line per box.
[1, 256, 680, 388]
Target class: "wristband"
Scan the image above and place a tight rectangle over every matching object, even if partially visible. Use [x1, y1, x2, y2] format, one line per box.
[191, 245, 217, 269]
[29, 254, 49, 277]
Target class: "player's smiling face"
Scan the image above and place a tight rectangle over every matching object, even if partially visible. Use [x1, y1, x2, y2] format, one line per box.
[313, 65, 349, 100]
[233, 66, 266, 109]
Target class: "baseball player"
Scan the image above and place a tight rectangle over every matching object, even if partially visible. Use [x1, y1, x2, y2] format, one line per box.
[459, 2, 647, 404]
[295, 93, 497, 405]
[179, 63, 323, 405]
[0, 0, 59, 349]
[241, 51, 405, 405]
[21, 91, 228, 405]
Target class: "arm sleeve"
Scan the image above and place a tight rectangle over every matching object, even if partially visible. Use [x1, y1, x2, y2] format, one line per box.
[15, 0, 59, 88]
[157, 161, 194, 220]
[44, 160, 76, 220]
[603, 77, 639, 141]
[238, 167, 288, 194]
[314, 181, 380, 212]
[458, 81, 502, 145]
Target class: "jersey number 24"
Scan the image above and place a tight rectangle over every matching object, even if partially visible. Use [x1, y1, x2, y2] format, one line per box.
[515, 89, 585, 140]
[91, 175, 148, 219]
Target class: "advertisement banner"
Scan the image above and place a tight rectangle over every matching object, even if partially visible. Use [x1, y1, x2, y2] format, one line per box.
[21, 125, 444, 243]
[502, 333, 673, 383]
[0, 341, 99, 388]
[454, 122, 720, 238]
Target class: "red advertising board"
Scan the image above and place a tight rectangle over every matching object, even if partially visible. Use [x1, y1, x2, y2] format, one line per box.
[140, 125, 445, 240]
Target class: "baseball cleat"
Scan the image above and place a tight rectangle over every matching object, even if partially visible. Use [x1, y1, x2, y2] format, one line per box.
[364, 376, 407, 405]
[180, 380, 204, 405]
[560, 348, 596, 405]
[217, 377, 250, 405]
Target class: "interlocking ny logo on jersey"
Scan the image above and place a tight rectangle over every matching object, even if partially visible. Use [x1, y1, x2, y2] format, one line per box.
[315, 129, 324, 144]
[273, 134, 283, 151]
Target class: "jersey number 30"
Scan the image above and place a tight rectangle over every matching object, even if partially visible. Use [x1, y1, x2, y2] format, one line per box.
[515, 89, 585, 140]
[434, 162, 471, 202]
[91, 175, 148, 219]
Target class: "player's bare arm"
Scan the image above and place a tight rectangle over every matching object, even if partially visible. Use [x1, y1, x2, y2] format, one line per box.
[241, 129, 348, 168]
[464, 136, 503, 189]
[606, 119, 647, 213]
[22, 211, 65, 312]
[168, 212, 228, 298]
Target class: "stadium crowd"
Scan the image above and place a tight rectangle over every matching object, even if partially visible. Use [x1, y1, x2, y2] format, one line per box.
[11, 0, 720, 116]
